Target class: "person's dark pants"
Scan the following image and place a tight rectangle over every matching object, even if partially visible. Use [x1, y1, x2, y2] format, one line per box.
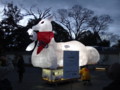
[18, 72, 23, 83]
[82, 80, 92, 86]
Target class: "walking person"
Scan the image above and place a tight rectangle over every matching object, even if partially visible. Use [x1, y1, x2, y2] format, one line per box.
[80, 66, 92, 86]
[16, 55, 25, 83]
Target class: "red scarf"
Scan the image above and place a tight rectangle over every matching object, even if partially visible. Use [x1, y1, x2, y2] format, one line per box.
[37, 32, 54, 54]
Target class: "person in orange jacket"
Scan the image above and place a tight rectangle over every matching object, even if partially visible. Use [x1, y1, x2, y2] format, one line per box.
[80, 66, 92, 85]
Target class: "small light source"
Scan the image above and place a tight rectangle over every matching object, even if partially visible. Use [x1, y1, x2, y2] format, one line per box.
[95, 67, 106, 71]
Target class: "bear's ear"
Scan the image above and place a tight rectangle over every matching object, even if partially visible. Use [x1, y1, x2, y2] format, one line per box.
[47, 16, 53, 21]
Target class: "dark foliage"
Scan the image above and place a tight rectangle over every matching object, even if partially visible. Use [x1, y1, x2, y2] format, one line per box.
[0, 2, 31, 51]
[77, 31, 102, 46]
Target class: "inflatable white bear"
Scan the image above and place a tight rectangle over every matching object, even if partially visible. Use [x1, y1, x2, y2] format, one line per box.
[26, 17, 100, 69]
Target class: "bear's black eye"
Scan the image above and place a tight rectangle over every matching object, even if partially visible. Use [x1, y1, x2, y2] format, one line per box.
[41, 21, 44, 24]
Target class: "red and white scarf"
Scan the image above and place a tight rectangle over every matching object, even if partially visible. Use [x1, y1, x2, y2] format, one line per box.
[37, 32, 54, 54]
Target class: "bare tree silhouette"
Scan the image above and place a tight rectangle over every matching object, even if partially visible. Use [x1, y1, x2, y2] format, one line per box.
[55, 5, 94, 40]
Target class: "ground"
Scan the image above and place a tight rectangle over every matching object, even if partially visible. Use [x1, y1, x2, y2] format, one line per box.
[7, 66, 111, 90]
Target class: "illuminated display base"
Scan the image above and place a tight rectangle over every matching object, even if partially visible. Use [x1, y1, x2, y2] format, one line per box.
[42, 68, 80, 83]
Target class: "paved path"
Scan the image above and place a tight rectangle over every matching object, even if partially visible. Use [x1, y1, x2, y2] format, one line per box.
[7, 66, 112, 90]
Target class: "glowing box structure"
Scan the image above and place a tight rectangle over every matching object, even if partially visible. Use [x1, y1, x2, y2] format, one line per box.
[42, 67, 80, 83]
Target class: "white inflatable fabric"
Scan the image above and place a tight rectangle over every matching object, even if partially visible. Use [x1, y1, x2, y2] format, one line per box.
[86, 46, 100, 64]
[26, 18, 100, 69]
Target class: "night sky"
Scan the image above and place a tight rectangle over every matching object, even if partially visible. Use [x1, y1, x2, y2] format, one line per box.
[0, 0, 120, 35]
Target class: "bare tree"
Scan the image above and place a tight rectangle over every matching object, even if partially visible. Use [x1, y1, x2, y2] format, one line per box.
[89, 15, 113, 33]
[21, 6, 51, 28]
[23, 6, 51, 20]
[100, 32, 120, 46]
[55, 5, 94, 39]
